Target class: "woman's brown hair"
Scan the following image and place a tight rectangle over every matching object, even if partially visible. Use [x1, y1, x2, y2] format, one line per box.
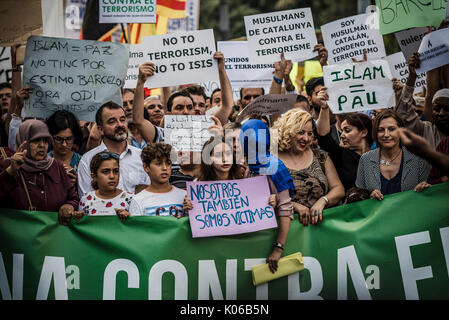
[372, 109, 405, 146]
[199, 136, 240, 181]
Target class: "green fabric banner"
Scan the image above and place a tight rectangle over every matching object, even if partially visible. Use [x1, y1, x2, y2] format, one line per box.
[375, 0, 448, 35]
[1, 183, 449, 300]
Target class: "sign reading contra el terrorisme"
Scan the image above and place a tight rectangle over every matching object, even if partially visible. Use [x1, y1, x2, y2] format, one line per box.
[99, 0, 156, 24]
[321, 12, 386, 64]
[22, 36, 129, 122]
[141, 29, 219, 88]
[244, 8, 318, 64]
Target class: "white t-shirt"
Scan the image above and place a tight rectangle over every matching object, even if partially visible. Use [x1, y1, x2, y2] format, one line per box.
[129, 186, 186, 216]
[79, 190, 134, 215]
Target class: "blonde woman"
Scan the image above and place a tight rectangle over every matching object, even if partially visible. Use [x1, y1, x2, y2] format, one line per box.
[273, 109, 345, 226]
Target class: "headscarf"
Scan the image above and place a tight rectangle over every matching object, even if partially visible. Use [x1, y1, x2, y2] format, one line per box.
[240, 119, 296, 196]
[15, 119, 54, 173]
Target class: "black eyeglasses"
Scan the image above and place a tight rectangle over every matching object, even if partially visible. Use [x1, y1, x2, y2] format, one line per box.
[99, 152, 120, 160]
[53, 136, 74, 144]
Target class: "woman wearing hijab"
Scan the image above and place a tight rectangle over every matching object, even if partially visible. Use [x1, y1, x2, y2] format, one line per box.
[240, 119, 296, 274]
[0, 120, 79, 225]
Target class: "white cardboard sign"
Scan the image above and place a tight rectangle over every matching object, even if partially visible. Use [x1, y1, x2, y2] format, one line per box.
[323, 60, 395, 114]
[99, 0, 156, 24]
[141, 29, 219, 88]
[384, 52, 426, 94]
[244, 8, 317, 64]
[217, 41, 274, 90]
[416, 28, 449, 74]
[321, 12, 386, 64]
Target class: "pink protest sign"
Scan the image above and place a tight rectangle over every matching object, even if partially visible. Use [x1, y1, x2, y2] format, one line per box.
[186, 176, 278, 238]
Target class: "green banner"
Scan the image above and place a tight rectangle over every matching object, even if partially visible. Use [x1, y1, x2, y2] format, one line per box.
[376, 0, 448, 35]
[1, 183, 449, 300]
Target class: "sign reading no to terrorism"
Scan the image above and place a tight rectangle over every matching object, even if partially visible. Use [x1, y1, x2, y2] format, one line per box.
[244, 8, 318, 64]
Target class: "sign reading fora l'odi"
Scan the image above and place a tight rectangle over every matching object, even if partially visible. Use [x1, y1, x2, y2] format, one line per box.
[244, 8, 317, 64]
[323, 60, 394, 114]
[187, 176, 277, 238]
[99, 0, 157, 24]
[22, 36, 129, 122]
[141, 29, 219, 88]
[321, 12, 386, 64]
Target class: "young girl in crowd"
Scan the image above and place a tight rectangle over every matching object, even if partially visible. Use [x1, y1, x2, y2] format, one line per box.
[78, 152, 133, 221]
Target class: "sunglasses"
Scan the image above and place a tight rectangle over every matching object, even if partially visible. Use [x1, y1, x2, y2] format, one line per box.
[99, 152, 120, 160]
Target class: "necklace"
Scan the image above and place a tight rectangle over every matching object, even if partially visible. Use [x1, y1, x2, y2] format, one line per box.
[380, 149, 402, 166]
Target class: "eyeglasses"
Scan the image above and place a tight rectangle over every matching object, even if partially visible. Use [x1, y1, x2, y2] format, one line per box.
[98, 152, 120, 160]
[53, 136, 74, 144]
[0, 93, 11, 99]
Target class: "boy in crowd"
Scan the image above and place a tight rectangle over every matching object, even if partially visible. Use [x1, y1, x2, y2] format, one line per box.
[129, 142, 190, 217]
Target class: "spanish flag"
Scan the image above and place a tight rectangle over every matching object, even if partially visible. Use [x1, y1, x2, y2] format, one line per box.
[122, 0, 187, 43]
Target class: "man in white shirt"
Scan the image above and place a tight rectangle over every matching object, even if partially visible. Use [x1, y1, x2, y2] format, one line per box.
[77, 101, 150, 196]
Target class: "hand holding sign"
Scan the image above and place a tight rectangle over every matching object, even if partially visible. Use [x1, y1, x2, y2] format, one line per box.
[313, 44, 328, 67]
[137, 62, 156, 84]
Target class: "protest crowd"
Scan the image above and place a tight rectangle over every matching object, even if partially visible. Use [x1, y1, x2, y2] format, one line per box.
[1, 1, 449, 278]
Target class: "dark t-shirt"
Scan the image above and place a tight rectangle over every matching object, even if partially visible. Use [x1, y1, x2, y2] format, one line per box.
[169, 169, 195, 190]
[316, 132, 361, 191]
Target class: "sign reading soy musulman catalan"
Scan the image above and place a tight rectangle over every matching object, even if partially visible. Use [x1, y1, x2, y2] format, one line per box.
[321, 12, 386, 65]
[244, 8, 318, 64]
[323, 60, 394, 114]
[22, 36, 129, 122]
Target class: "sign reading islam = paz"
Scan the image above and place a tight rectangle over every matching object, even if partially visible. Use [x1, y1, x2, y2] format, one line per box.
[244, 8, 317, 64]
[22, 36, 129, 122]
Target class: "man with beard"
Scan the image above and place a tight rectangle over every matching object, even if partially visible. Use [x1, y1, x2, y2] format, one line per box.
[77, 101, 150, 196]
[395, 52, 448, 150]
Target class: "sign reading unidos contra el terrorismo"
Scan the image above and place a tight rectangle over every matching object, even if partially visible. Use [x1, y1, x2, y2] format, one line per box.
[23, 36, 129, 122]
[141, 29, 219, 88]
[99, 0, 157, 24]
[323, 60, 394, 114]
[244, 8, 317, 64]
[321, 12, 386, 64]
[217, 41, 274, 90]
[187, 176, 277, 238]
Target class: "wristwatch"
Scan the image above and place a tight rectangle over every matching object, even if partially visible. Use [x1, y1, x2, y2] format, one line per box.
[274, 242, 284, 251]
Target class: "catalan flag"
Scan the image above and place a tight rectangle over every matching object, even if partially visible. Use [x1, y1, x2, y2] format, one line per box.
[157, 0, 187, 19]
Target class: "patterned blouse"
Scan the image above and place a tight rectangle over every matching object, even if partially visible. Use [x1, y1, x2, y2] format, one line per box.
[287, 149, 329, 208]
